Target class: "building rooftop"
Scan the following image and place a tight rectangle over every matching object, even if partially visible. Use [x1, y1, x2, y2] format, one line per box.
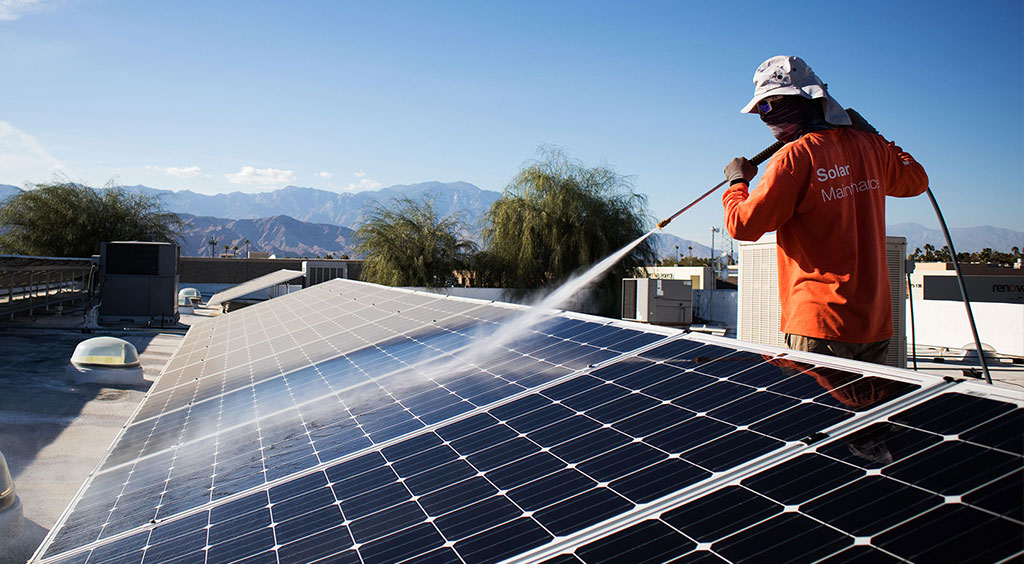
[0, 287, 1020, 564]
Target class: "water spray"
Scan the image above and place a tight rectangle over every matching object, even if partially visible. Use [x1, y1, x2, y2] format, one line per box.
[452, 140, 789, 367]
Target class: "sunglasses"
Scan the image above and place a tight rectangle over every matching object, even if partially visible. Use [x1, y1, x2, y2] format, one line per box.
[756, 95, 784, 115]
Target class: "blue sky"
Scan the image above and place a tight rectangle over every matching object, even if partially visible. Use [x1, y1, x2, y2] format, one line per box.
[1, 0, 1021, 246]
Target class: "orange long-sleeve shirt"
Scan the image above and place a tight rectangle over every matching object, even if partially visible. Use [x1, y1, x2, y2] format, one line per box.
[723, 127, 928, 343]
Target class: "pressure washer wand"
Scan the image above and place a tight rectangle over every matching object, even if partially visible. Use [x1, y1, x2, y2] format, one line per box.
[657, 139, 786, 230]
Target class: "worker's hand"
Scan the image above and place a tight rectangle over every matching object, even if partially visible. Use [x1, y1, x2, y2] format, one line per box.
[846, 108, 879, 135]
[724, 157, 757, 185]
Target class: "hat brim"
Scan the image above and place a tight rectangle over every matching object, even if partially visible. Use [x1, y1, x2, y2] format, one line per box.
[740, 84, 852, 126]
[740, 85, 815, 114]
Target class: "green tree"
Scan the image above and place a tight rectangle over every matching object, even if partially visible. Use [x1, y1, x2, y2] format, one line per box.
[678, 256, 710, 267]
[0, 180, 182, 258]
[480, 147, 655, 315]
[356, 196, 477, 287]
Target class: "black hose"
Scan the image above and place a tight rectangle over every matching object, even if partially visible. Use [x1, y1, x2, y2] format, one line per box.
[749, 139, 786, 167]
[925, 188, 993, 384]
[845, 108, 991, 383]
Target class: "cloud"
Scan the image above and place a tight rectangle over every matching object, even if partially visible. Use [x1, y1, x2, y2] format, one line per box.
[0, 0, 44, 21]
[340, 171, 382, 192]
[0, 120, 63, 183]
[225, 166, 295, 186]
[316, 171, 332, 179]
[147, 165, 202, 178]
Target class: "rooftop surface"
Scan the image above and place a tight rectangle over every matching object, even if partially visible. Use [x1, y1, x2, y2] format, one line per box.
[0, 298, 1020, 564]
[0, 306, 215, 564]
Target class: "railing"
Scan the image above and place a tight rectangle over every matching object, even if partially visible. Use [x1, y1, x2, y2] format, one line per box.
[0, 256, 95, 320]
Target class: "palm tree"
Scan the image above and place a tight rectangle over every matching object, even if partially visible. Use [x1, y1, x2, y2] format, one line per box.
[244, 239, 250, 257]
[356, 196, 476, 287]
[208, 237, 218, 258]
[480, 147, 655, 314]
[232, 245, 239, 257]
[0, 179, 182, 257]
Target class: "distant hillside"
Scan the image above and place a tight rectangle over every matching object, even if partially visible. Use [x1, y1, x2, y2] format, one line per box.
[887, 222, 1023, 253]
[123, 181, 502, 230]
[0, 184, 20, 201]
[649, 233, 712, 261]
[180, 214, 358, 258]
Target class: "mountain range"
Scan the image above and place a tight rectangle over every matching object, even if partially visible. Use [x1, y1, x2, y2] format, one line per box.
[180, 213, 358, 258]
[2, 182, 1020, 258]
[123, 181, 501, 230]
[887, 222, 1022, 255]
[177, 211, 713, 259]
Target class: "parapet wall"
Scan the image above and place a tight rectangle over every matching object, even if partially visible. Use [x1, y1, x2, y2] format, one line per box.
[179, 257, 363, 284]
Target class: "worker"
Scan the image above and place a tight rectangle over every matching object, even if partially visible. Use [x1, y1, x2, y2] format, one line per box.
[722, 55, 928, 364]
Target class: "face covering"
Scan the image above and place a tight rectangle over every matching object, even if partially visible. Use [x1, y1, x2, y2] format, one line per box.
[759, 96, 830, 142]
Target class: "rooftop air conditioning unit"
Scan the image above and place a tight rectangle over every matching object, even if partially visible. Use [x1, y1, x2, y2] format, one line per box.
[737, 234, 906, 368]
[622, 278, 693, 326]
[98, 241, 179, 327]
[302, 260, 350, 288]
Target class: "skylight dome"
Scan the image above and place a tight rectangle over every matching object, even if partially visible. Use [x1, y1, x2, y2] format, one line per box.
[69, 337, 140, 367]
[178, 287, 201, 306]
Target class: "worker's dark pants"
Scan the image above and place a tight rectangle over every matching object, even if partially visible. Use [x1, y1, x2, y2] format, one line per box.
[785, 334, 889, 365]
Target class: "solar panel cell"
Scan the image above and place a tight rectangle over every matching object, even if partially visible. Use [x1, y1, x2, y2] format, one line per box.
[740, 453, 865, 505]
[453, 517, 551, 564]
[534, 487, 633, 536]
[609, 458, 709, 504]
[404, 459, 478, 496]
[574, 519, 695, 564]
[506, 403, 575, 434]
[486, 452, 565, 490]
[873, 504, 1023, 563]
[960, 408, 1023, 454]
[276, 525, 353, 564]
[467, 437, 540, 471]
[801, 475, 941, 536]
[576, 443, 667, 483]
[508, 468, 596, 511]
[433, 496, 522, 541]
[712, 512, 851, 563]
[660, 485, 781, 543]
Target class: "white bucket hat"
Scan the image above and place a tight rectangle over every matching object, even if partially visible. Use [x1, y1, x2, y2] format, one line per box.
[740, 55, 852, 126]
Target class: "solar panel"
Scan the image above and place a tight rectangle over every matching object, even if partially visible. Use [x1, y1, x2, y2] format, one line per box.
[550, 385, 1023, 564]
[206, 269, 305, 307]
[31, 279, 1023, 564]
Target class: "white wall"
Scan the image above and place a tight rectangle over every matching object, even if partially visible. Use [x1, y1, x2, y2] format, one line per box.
[907, 299, 1024, 356]
[693, 289, 737, 326]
